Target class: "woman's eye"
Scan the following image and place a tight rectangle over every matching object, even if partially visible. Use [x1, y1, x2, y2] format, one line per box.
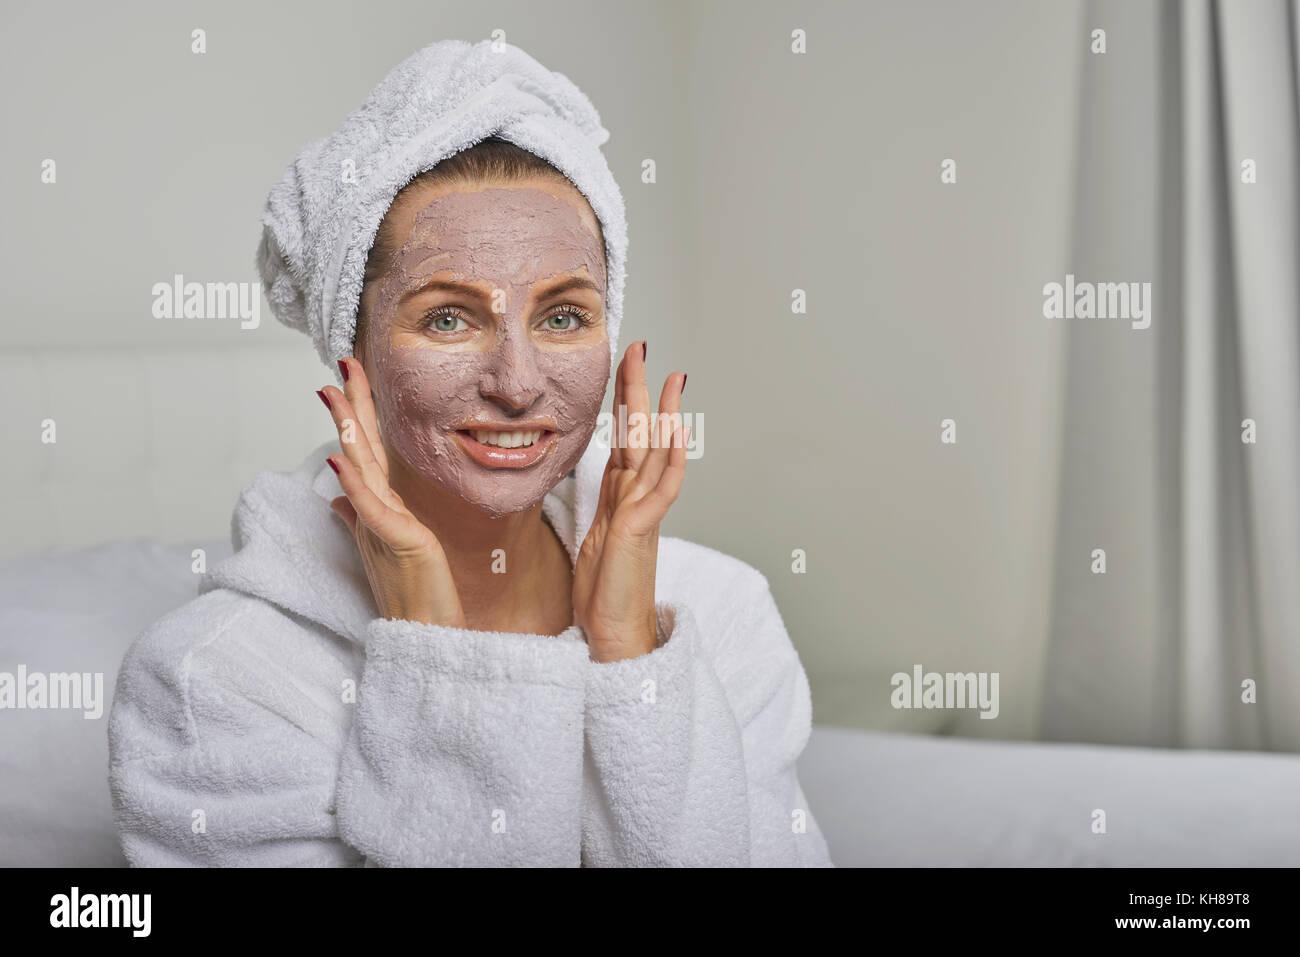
[429, 312, 465, 332]
[545, 311, 581, 331]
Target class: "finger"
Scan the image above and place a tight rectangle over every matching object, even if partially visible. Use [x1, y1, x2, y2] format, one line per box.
[319, 384, 391, 502]
[623, 340, 651, 470]
[636, 420, 689, 521]
[595, 452, 618, 519]
[328, 454, 407, 542]
[635, 371, 685, 495]
[337, 357, 388, 477]
[330, 495, 359, 536]
[576, 455, 618, 585]
[610, 345, 630, 471]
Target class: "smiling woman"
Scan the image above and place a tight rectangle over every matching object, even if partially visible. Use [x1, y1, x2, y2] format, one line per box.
[354, 165, 611, 519]
[106, 37, 832, 868]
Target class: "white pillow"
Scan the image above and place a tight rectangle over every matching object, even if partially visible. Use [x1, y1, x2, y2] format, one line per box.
[0, 539, 230, 866]
[799, 725, 1300, 866]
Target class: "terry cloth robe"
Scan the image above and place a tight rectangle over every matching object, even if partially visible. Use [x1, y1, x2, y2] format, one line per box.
[107, 437, 834, 867]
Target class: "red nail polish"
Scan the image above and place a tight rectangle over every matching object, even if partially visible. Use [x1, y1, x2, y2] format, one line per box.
[642, 342, 647, 361]
[317, 389, 332, 411]
[681, 373, 687, 395]
[337, 359, 350, 382]
[326, 456, 340, 475]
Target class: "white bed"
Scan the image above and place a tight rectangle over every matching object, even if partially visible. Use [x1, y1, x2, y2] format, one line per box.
[3, 539, 1298, 867]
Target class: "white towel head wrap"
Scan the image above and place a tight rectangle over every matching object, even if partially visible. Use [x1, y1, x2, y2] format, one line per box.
[256, 38, 628, 382]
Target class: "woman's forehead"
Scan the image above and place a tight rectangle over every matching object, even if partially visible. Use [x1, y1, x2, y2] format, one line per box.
[391, 181, 606, 290]
[390, 175, 603, 247]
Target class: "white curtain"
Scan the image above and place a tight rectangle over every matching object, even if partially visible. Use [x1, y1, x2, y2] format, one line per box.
[1044, 0, 1300, 751]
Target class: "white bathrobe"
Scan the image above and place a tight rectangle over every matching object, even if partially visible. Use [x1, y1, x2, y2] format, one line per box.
[107, 438, 833, 867]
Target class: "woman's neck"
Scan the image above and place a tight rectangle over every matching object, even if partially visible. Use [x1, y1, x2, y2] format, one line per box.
[386, 455, 576, 636]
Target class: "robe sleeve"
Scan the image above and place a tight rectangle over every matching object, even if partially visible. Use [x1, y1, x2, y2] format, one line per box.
[108, 590, 588, 866]
[579, 574, 834, 866]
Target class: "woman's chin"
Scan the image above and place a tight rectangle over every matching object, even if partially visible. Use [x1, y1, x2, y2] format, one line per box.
[454, 473, 565, 519]
[463, 493, 542, 519]
[449, 435, 590, 518]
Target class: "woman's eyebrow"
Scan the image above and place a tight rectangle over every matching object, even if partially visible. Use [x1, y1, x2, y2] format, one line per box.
[402, 277, 494, 303]
[535, 275, 602, 298]
[400, 274, 602, 308]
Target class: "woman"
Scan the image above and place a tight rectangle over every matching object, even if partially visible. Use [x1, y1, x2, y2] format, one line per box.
[108, 38, 832, 867]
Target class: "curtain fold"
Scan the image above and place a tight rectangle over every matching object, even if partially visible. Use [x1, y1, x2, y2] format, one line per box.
[1044, 0, 1300, 751]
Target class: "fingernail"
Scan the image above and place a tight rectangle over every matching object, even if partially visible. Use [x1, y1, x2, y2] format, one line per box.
[681, 373, 687, 395]
[316, 389, 332, 411]
[641, 341, 647, 361]
[337, 359, 350, 382]
[326, 456, 340, 475]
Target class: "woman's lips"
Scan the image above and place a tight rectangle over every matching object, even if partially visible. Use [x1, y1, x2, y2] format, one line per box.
[452, 429, 558, 468]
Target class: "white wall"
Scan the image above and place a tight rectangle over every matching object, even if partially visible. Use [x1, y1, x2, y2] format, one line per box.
[677, 0, 1081, 737]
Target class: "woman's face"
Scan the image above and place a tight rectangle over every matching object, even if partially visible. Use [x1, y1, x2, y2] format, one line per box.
[359, 177, 611, 518]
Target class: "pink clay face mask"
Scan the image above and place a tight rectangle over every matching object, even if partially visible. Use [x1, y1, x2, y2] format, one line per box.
[364, 184, 610, 518]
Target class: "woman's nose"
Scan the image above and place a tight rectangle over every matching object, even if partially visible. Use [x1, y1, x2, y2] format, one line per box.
[479, 331, 545, 410]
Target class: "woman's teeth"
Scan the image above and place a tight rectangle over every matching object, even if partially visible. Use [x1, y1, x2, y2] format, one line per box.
[471, 429, 544, 448]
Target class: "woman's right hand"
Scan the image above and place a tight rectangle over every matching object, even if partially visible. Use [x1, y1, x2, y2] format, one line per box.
[318, 357, 466, 629]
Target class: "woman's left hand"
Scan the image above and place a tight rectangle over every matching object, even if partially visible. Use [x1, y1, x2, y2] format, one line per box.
[573, 342, 689, 663]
